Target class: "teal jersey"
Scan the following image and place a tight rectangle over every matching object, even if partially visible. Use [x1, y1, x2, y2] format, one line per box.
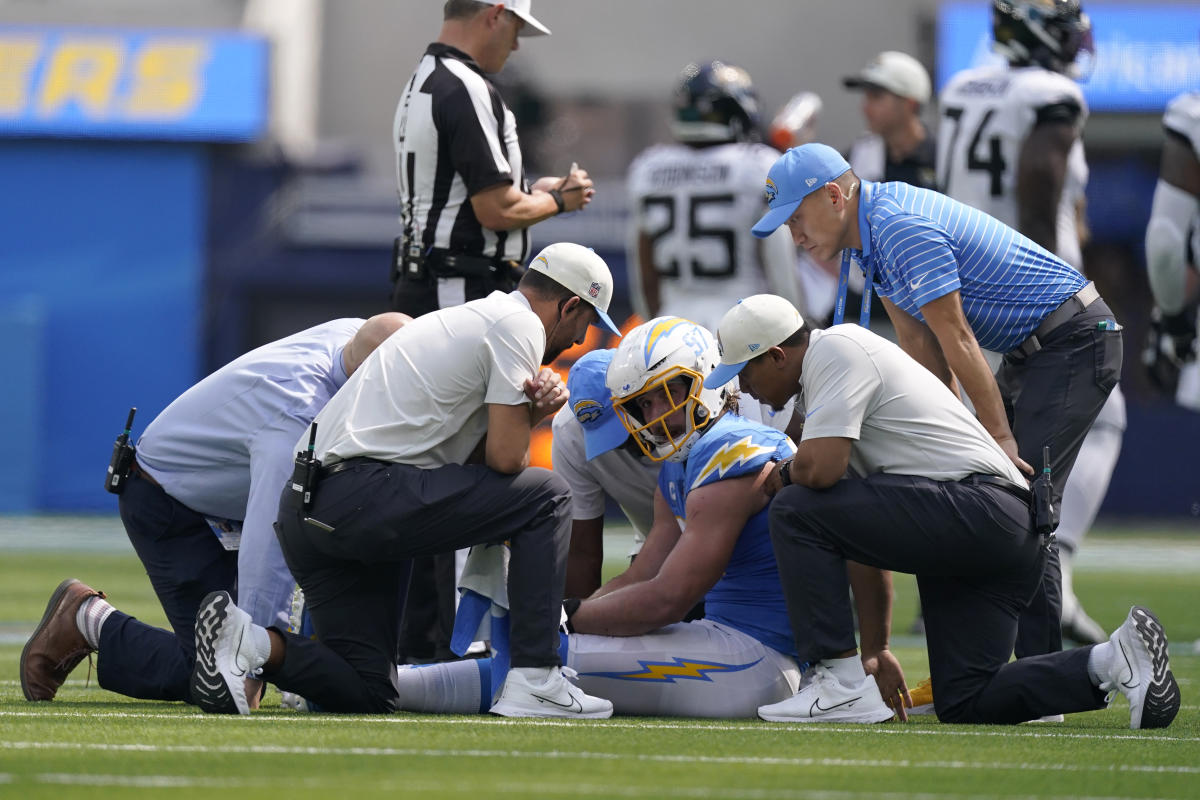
[659, 414, 796, 656]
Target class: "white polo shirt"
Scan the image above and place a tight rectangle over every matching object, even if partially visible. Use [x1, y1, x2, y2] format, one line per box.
[799, 325, 1026, 484]
[311, 291, 543, 468]
[551, 410, 659, 548]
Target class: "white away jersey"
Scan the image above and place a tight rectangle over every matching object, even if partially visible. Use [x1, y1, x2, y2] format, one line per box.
[1164, 91, 1200, 160]
[627, 142, 781, 329]
[938, 64, 1088, 266]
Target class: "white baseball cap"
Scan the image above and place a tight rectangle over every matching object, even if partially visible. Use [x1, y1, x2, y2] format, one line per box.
[842, 51, 931, 104]
[479, 0, 550, 37]
[527, 242, 621, 335]
[704, 295, 805, 389]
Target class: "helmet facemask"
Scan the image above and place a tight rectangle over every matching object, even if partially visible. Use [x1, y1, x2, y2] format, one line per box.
[612, 365, 718, 462]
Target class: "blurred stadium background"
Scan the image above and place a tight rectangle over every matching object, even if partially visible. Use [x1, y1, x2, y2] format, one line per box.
[0, 0, 1197, 528]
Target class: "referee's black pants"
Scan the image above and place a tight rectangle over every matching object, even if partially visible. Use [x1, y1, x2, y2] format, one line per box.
[768, 473, 1108, 724]
[268, 458, 571, 714]
[997, 299, 1123, 659]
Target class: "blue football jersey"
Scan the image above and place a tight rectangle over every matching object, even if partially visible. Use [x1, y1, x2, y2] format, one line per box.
[659, 414, 796, 656]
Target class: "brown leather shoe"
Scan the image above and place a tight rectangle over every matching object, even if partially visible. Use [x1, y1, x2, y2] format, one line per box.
[20, 579, 105, 701]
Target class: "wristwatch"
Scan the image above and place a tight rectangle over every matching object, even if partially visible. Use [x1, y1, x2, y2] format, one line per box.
[778, 457, 794, 488]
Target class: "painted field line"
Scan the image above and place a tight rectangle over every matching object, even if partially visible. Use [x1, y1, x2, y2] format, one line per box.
[4, 773, 1172, 800]
[4, 740, 1200, 776]
[0, 709, 1195, 744]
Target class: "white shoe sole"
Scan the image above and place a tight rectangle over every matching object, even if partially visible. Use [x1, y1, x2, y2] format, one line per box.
[489, 700, 612, 719]
[1123, 607, 1180, 729]
[758, 709, 895, 724]
[190, 591, 249, 715]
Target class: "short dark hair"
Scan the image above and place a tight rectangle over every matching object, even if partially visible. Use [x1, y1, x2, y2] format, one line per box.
[518, 268, 577, 304]
[444, 0, 490, 21]
[777, 319, 815, 349]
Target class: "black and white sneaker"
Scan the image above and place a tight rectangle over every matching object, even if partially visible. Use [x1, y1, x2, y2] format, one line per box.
[1102, 606, 1181, 729]
[190, 591, 258, 715]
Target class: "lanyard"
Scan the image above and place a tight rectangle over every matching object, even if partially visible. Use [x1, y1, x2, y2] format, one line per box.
[859, 257, 874, 328]
[833, 249, 851, 325]
[833, 249, 873, 327]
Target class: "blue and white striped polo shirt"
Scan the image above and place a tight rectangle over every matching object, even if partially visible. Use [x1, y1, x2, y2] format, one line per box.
[855, 181, 1085, 353]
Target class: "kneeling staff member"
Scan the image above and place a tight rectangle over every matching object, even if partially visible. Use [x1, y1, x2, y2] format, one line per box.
[706, 294, 1181, 728]
[188, 242, 620, 717]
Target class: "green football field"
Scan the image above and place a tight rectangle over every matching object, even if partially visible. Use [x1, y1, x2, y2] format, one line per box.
[1, 517, 1198, 800]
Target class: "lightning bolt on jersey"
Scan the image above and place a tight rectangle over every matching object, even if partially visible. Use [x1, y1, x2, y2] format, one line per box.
[658, 414, 796, 656]
[937, 65, 1088, 268]
[627, 142, 780, 328]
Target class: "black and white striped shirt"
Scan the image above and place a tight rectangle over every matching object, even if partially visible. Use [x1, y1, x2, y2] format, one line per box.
[393, 43, 529, 263]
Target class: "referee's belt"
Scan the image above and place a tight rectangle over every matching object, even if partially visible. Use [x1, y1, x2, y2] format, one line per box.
[959, 473, 1032, 504]
[1011, 281, 1100, 358]
[427, 249, 523, 282]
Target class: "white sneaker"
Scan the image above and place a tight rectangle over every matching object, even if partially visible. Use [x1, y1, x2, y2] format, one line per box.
[490, 666, 613, 719]
[1102, 606, 1181, 729]
[758, 665, 895, 724]
[189, 591, 261, 715]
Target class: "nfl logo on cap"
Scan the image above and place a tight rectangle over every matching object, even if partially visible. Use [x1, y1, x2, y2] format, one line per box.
[588, 281, 601, 299]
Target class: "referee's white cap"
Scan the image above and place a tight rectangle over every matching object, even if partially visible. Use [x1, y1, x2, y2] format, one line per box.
[527, 242, 621, 336]
[482, 0, 551, 37]
[704, 295, 805, 389]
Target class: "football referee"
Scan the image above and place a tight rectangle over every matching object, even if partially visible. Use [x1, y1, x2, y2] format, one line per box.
[391, 0, 595, 315]
[391, 0, 594, 662]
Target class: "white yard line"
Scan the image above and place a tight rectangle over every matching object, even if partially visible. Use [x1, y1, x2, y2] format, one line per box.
[2, 773, 1176, 800]
[2, 740, 1198, 776]
[0, 709, 1195, 743]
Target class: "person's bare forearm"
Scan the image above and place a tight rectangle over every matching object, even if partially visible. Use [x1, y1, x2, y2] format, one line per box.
[848, 562, 892, 655]
[941, 337, 1010, 441]
[571, 577, 685, 635]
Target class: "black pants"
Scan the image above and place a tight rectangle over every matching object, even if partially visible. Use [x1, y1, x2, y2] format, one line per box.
[269, 458, 572, 713]
[105, 471, 238, 700]
[390, 272, 516, 318]
[997, 299, 1123, 658]
[768, 473, 1108, 724]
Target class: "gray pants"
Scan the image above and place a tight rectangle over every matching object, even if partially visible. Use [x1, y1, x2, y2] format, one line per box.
[997, 299, 1122, 658]
[270, 458, 571, 713]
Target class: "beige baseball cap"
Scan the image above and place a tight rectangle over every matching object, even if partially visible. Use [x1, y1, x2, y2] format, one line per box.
[527, 242, 621, 335]
[478, 0, 550, 36]
[842, 51, 931, 104]
[704, 295, 805, 389]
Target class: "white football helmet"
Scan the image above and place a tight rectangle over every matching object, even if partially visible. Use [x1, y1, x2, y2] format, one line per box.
[605, 317, 725, 462]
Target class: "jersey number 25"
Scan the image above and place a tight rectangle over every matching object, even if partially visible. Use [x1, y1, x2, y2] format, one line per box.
[642, 193, 737, 278]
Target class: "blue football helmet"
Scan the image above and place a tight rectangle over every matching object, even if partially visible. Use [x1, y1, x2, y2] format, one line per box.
[673, 60, 762, 145]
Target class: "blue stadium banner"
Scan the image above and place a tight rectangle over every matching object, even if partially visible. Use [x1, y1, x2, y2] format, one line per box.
[938, 3, 1200, 113]
[0, 26, 267, 141]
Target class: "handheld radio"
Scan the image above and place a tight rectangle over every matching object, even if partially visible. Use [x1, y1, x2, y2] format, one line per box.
[104, 407, 138, 495]
[1032, 446, 1058, 537]
[290, 422, 322, 510]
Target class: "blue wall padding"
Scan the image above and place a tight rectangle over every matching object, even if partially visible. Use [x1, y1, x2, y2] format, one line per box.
[0, 140, 206, 510]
